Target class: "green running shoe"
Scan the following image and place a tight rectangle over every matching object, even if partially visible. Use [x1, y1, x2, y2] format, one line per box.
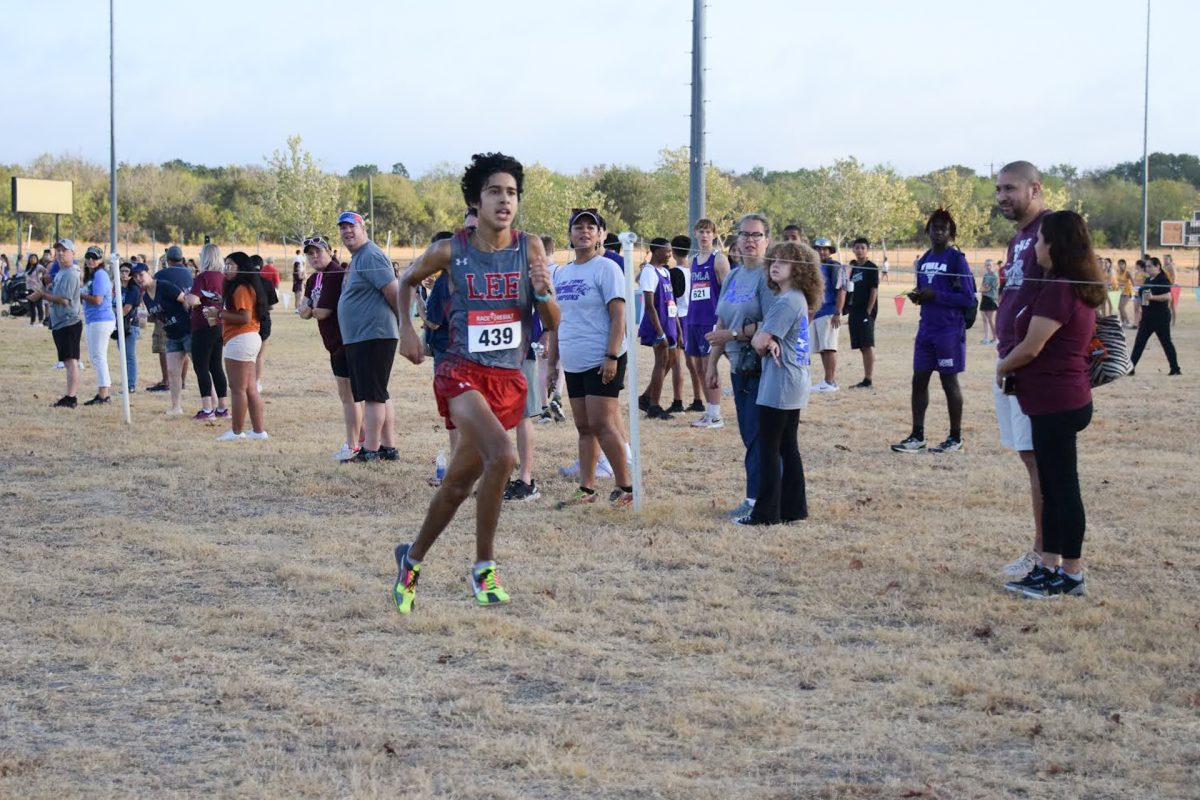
[471, 563, 510, 607]
[392, 543, 420, 614]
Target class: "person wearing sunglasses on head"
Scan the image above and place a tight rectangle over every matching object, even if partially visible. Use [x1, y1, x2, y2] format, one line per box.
[705, 214, 775, 519]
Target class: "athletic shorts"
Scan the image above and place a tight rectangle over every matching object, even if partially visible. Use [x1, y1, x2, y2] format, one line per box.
[52, 322, 82, 361]
[684, 322, 712, 357]
[980, 296, 998, 312]
[913, 330, 966, 374]
[812, 314, 840, 352]
[520, 358, 542, 418]
[329, 347, 349, 379]
[434, 357, 526, 431]
[848, 314, 875, 350]
[224, 332, 262, 362]
[165, 333, 192, 354]
[151, 322, 165, 354]
[346, 338, 397, 403]
[564, 354, 627, 400]
[993, 359, 1033, 451]
[639, 327, 679, 348]
[259, 314, 272, 342]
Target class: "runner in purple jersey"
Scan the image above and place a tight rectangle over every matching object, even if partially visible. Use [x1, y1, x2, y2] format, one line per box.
[637, 238, 680, 419]
[393, 152, 559, 615]
[992, 160, 1052, 582]
[686, 218, 730, 429]
[891, 208, 974, 455]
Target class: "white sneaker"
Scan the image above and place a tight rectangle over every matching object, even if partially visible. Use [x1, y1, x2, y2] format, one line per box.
[558, 459, 580, 477]
[246, 430, 269, 441]
[596, 456, 614, 478]
[216, 430, 246, 442]
[53, 361, 65, 369]
[333, 443, 358, 461]
[814, 381, 839, 393]
[1003, 550, 1043, 578]
[164, 408, 185, 417]
[690, 414, 725, 429]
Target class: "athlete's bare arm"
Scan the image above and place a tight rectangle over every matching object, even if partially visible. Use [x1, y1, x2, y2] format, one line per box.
[397, 240, 452, 365]
[713, 251, 731, 284]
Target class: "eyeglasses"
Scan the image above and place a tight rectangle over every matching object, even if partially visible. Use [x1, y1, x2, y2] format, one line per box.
[737, 231, 766, 240]
[571, 207, 598, 215]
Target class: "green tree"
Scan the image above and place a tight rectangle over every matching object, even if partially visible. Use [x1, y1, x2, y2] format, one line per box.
[518, 163, 617, 241]
[348, 164, 380, 179]
[638, 147, 749, 240]
[921, 168, 990, 246]
[264, 135, 342, 243]
[391, 162, 409, 178]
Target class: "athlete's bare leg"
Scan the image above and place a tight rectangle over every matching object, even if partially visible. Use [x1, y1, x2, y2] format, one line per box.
[409, 390, 515, 563]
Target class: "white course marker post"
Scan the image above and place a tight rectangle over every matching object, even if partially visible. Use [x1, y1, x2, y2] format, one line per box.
[619, 231, 643, 512]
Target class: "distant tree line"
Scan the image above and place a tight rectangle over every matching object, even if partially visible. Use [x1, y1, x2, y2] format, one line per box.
[3, 137, 1197, 251]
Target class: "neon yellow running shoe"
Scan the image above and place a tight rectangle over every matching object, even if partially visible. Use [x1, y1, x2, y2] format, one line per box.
[392, 543, 420, 614]
[470, 563, 511, 607]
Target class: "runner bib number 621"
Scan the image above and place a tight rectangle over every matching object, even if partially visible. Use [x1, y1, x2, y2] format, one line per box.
[468, 308, 521, 352]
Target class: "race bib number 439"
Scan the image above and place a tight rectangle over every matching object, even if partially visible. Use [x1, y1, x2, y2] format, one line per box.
[468, 308, 521, 352]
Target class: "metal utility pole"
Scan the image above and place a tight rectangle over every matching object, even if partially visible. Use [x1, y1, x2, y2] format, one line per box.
[110, 0, 131, 424]
[367, 172, 375, 239]
[1140, 0, 1151, 254]
[688, 0, 706, 232]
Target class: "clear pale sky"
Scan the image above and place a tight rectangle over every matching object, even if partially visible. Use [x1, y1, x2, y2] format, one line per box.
[6, 0, 1196, 177]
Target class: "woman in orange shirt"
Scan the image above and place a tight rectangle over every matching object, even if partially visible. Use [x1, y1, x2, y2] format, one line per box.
[205, 251, 269, 441]
[1115, 259, 1135, 328]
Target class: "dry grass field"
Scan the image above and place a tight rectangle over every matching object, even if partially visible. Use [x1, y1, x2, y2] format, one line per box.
[1, 294, 1197, 799]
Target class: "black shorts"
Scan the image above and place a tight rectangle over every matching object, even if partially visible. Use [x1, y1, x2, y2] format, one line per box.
[848, 314, 875, 350]
[330, 347, 349, 379]
[564, 354, 627, 399]
[52, 321, 83, 361]
[980, 295, 998, 312]
[259, 314, 272, 342]
[346, 338, 396, 403]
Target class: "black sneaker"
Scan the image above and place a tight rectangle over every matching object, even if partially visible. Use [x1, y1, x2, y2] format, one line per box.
[1024, 569, 1087, 599]
[646, 405, 673, 420]
[851, 379, 873, 389]
[638, 394, 651, 412]
[929, 436, 963, 453]
[146, 382, 168, 393]
[686, 399, 705, 412]
[378, 446, 399, 461]
[1004, 564, 1053, 595]
[665, 399, 685, 414]
[503, 479, 540, 501]
[52, 395, 78, 409]
[344, 448, 381, 464]
[83, 394, 111, 406]
[1169, 368, 1181, 376]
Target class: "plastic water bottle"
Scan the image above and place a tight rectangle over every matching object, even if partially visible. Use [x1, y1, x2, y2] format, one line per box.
[435, 450, 447, 482]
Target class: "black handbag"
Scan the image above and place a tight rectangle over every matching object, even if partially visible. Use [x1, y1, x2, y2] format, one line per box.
[733, 344, 762, 377]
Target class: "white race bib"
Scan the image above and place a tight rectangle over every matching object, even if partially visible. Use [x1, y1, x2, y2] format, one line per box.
[666, 298, 678, 318]
[691, 281, 711, 302]
[468, 308, 520, 352]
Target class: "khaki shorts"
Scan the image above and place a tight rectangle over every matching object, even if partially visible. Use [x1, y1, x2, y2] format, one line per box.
[150, 322, 166, 354]
[812, 313, 840, 352]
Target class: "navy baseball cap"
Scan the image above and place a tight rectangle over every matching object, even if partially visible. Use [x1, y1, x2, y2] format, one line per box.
[337, 211, 364, 227]
[569, 208, 601, 228]
[165, 245, 184, 261]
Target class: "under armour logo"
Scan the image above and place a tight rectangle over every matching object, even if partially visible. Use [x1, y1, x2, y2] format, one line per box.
[459, 382, 469, 389]
[455, 258, 469, 267]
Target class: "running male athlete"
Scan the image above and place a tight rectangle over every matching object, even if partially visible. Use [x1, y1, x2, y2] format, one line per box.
[392, 153, 559, 613]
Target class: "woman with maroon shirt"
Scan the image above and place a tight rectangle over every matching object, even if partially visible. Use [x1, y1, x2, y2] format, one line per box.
[189, 243, 229, 420]
[996, 211, 1106, 599]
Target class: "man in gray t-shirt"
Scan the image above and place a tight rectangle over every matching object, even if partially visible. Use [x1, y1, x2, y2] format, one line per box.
[335, 211, 401, 461]
[29, 239, 84, 406]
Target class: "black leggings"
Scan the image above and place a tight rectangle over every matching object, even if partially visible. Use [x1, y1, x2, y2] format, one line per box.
[190, 325, 227, 399]
[1130, 312, 1179, 371]
[28, 297, 44, 324]
[1030, 403, 1093, 560]
[751, 405, 807, 524]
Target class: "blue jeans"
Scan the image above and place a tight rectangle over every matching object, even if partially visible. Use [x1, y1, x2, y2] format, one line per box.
[124, 325, 139, 391]
[731, 372, 762, 500]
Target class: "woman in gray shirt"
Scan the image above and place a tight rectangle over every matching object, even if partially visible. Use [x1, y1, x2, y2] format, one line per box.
[739, 241, 824, 526]
[705, 214, 775, 518]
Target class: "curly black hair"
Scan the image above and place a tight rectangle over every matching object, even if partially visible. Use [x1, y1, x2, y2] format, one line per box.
[460, 152, 524, 206]
[924, 207, 957, 238]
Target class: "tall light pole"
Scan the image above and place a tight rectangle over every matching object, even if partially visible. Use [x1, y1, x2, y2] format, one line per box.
[688, 0, 706, 232]
[110, 0, 131, 423]
[1140, 0, 1151, 255]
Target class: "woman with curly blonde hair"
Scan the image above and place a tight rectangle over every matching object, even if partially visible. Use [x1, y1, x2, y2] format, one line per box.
[737, 241, 823, 525]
